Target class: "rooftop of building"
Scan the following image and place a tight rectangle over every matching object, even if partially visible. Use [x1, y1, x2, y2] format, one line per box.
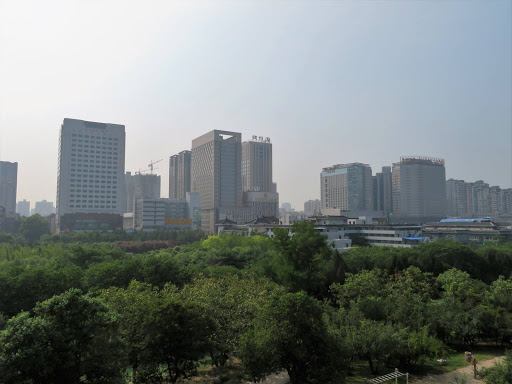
[63, 117, 125, 129]
[397, 156, 445, 166]
[245, 136, 271, 143]
[322, 162, 371, 172]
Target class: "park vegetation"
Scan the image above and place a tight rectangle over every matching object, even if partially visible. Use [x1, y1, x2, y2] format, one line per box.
[0, 222, 511, 383]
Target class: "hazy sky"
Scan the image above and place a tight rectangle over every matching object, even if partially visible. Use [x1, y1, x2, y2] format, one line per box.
[1, 0, 511, 209]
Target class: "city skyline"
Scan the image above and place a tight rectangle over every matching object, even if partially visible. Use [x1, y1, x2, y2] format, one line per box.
[1, 1, 511, 209]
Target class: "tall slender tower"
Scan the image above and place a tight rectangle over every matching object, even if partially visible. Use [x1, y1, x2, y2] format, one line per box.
[373, 166, 393, 214]
[169, 150, 191, 200]
[0, 161, 18, 216]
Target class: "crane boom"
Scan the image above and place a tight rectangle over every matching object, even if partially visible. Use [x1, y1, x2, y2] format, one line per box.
[148, 159, 163, 174]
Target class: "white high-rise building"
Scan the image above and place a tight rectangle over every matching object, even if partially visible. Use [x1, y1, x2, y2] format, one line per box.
[56, 118, 126, 232]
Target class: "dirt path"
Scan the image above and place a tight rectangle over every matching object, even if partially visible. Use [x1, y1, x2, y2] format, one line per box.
[246, 371, 289, 384]
[413, 356, 505, 384]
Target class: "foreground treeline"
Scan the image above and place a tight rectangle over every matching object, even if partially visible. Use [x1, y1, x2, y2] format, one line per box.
[0, 223, 511, 384]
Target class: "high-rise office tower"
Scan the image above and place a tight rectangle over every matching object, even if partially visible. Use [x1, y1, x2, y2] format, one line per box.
[241, 137, 272, 192]
[373, 166, 393, 214]
[191, 130, 242, 233]
[16, 199, 30, 217]
[321, 163, 373, 211]
[393, 157, 446, 219]
[169, 150, 191, 200]
[0, 161, 18, 216]
[124, 172, 161, 213]
[56, 118, 126, 232]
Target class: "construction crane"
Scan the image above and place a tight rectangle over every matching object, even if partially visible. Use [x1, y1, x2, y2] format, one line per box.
[135, 168, 151, 175]
[148, 159, 163, 174]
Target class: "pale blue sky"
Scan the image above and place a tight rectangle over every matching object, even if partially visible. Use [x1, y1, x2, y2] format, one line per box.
[0, 0, 510, 209]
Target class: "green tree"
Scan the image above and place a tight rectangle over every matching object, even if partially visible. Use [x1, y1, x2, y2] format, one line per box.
[398, 326, 451, 367]
[99, 281, 160, 381]
[100, 281, 214, 384]
[429, 269, 488, 345]
[240, 291, 344, 384]
[0, 289, 126, 384]
[355, 320, 399, 374]
[385, 267, 435, 329]
[144, 296, 215, 383]
[271, 221, 338, 298]
[179, 274, 285, 367]
[347, 233, 370, 247]
[18, 214, 49, 244]
[330, 269, 388, 321]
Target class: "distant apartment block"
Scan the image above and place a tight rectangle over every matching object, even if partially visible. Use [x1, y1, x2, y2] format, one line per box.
[281, 202, 292, 212]
[169, 150, 191, 200]
[34, 200, 56, 217]
[242, 137, 273, 193]
[446, 179, 468, 217]
[0, 161, 18, 216]
[503, 189, 512, 214]
[392, 157, 446, 219]
[56, 118, 126, 232]
[16, 199, 30, 217]
[321, 163, 372, 211]
[304, 199, 321, 215]
[446, 178, 512, 218]
[124, 172, 161, 213]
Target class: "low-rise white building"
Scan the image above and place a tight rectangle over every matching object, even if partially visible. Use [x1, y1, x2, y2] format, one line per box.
[216, 215, 426, 250]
